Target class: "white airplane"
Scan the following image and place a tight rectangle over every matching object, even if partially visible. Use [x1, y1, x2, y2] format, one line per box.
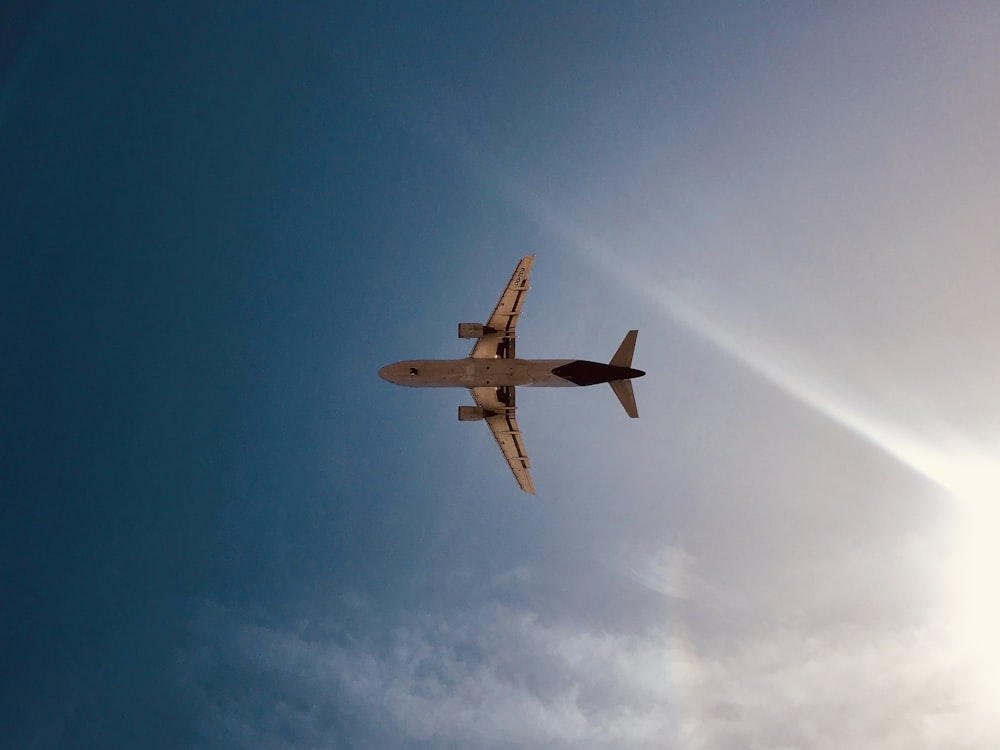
[378, 255, 644, 493]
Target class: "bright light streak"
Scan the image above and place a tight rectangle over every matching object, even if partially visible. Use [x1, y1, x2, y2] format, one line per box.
[492, 175, 1000, 718]
[661, 294, 1000, 716]
[552, 213, 1000, 718]
[657, 291, 1000, 714]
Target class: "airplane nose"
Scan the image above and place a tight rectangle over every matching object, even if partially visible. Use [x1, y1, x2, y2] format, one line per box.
[378, 363, 406, 383]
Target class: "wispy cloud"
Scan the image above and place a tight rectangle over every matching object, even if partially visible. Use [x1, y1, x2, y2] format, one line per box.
[184, 574, 990, 750]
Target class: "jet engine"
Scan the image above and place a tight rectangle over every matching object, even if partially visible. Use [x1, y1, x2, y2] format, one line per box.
[458, 322, 497, 339]
[458, 405, 489, 421]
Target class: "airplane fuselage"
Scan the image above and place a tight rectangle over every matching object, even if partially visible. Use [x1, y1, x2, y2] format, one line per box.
[378, 358, 645, 389]
[378, 254, 644, 493]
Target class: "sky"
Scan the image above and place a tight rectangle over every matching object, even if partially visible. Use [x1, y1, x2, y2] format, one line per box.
[3, 2, 1000, 748]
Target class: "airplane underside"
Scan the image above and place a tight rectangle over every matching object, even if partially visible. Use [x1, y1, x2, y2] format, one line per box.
[378, 254, 644, 493]
[378, 358, 644, 389]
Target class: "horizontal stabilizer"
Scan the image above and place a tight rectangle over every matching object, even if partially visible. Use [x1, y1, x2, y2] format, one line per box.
[610, 330, 638, 367]
[609, 379, 639, 418]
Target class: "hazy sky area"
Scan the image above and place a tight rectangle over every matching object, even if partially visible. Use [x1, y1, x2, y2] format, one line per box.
[3, 3, 1000, 748]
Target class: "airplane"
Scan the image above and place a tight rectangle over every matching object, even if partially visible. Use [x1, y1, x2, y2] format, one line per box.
[378, 255, 644, 494]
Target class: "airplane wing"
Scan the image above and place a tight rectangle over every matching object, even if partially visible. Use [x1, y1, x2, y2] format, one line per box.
[470, 385, 535, 494]
[470, 254, 535, 359]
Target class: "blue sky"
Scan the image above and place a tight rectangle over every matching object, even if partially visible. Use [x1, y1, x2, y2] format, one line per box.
[3, 3, 1000, 748]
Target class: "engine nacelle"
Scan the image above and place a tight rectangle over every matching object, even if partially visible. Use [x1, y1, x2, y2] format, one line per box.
[458, 322, 497, 339]
[458, 405, 485, 421]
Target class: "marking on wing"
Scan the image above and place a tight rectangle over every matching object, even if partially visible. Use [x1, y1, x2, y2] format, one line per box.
[470, 255, 534, 359]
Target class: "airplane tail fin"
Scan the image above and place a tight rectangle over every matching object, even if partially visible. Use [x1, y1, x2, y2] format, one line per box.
[609, 330, 638, 367]
[609, 331, 640, 418]
[609, 379, 639, 418]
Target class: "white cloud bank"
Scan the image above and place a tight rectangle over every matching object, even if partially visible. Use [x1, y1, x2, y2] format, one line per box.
[184, 559, 995, 750]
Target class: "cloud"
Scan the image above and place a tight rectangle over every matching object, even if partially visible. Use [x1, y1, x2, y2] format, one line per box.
[184, 596, 671, 750]
[181, 558, 994, 750]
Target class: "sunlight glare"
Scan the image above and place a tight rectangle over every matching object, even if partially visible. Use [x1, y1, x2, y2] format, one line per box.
[930, 446, 1000, 710]
[526, 198, 1000, 716]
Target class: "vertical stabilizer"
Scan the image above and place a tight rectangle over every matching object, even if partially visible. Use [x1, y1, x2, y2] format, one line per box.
[609, 379, 639, 418]
[610, 330, 638, 367]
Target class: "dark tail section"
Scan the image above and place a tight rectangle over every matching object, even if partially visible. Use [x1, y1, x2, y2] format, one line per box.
[609, 330, 640, 418]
